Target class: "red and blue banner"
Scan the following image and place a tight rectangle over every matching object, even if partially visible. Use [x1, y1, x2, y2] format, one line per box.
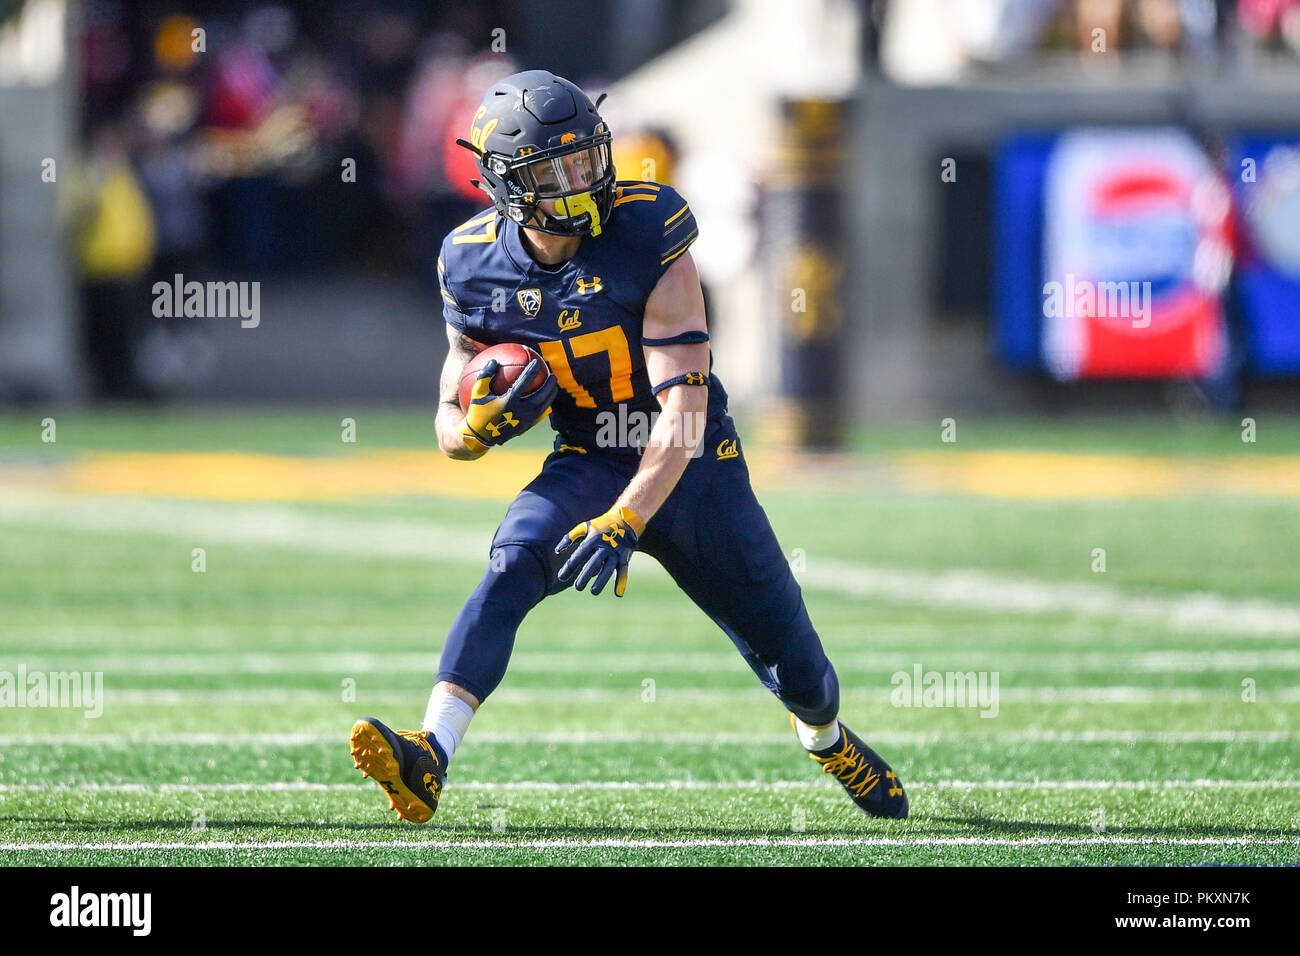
[996, 128, 1235, 381]
[1229, 135, 1300, 376]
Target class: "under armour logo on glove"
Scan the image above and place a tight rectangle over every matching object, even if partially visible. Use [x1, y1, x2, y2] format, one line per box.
[484, 412, 520, 438]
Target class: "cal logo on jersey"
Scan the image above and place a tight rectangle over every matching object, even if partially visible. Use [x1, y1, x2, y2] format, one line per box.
[557, 309, 582, 332]
[517, 288, 542, 316]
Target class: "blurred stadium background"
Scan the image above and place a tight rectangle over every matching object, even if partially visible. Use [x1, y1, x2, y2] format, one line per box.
[2, 0, 1299, 865]
[3, 0, 1300, 415]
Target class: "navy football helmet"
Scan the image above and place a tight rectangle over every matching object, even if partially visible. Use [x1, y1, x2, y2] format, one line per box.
[456, 70, 616, 237]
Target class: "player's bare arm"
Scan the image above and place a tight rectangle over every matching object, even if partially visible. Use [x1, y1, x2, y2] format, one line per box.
[554, 251, 710, 598]
[435, 325, 484, 460]
[614, 250, 709, 522]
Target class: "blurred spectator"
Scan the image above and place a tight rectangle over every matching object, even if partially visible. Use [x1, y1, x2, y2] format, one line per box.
[81, 0, 134, 126]
[401, 45, 514, 276]
[613, 127, 679, 186]
[877, 0, 1299, 82]
[65, 122, 158, 399]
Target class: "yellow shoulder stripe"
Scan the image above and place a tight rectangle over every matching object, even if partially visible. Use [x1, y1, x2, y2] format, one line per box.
[664, 204, 690, 227]
[660, 228, 698, 266]
[615, 184, 661, 202]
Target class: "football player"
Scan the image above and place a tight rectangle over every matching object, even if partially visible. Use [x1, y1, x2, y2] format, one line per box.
[350, 70, 907, 823]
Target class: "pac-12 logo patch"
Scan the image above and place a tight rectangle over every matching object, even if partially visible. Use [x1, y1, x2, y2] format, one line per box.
[516, 288, 542, 316]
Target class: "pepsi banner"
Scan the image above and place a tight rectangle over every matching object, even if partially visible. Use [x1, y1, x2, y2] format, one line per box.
[996, 128, 1232, 380]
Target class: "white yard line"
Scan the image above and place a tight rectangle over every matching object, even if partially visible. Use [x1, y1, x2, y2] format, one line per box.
[17, 685, 1296, 705]
[9, 648, 1300, 675]
[802, 559, 1300, 638]
[3, 493, 1299, 636]
[0, 495, 489, 562]
[1, 729, 1296, 746]
[2, 836, 1297, 852]
[1, 779, 1298, 793]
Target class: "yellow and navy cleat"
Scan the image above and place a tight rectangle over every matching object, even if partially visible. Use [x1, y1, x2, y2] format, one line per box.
[793, 714, 909, 819]
[350, 717, 447, 823]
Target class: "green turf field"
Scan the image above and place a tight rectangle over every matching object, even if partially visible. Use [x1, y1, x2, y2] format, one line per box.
[1, 407, 1298, 865]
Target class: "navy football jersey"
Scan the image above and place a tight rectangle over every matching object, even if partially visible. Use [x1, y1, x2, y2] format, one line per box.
[438, 181, 728, 448]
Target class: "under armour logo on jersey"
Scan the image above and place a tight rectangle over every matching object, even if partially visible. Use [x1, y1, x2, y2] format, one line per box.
[516, 288, 542, 317]
[576, 276, 603, 294]
[558, 309, 582, 332]
[717, 438, 739, 460]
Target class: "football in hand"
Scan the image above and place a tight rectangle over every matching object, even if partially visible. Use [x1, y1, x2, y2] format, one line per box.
[458, 343, 550, 411]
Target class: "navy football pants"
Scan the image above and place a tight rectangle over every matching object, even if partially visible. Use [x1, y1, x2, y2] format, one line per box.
[435, 417, 840, 726]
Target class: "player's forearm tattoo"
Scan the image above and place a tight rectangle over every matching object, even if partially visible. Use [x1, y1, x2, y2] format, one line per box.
[440, 329, 482, 410]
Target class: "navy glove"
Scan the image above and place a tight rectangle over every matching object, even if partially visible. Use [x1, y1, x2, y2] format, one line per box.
[554, 504, 646, 597]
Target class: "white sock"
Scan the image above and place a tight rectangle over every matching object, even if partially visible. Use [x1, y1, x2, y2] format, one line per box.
[421, 689, 475, 761]
[794, 716, 841, 752]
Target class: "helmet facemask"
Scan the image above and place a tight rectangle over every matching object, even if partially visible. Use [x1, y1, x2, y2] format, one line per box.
[482, 133, 616, 238]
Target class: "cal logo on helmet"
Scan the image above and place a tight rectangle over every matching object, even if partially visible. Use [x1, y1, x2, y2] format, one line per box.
[517, 288, 542, 316]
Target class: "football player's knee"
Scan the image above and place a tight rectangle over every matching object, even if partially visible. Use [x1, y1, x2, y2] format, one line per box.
[780, 661, 840, 727]
[438, 544, 549, 696]
[482, 543, 551, 607]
